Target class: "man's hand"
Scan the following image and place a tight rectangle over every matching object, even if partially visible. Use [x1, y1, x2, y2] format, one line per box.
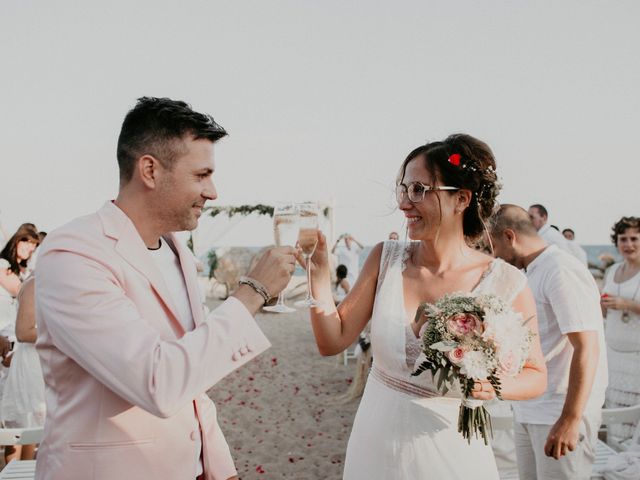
[234, 246, 297, 315]
[0, 335, 11, 359]
[544, 416, 581, 459]
[246, 246, 297, 297]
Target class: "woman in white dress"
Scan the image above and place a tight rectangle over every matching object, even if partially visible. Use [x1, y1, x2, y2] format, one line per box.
[601, 216, 640, 443]
[0, 227, 41, 462]
[1, 276, 45, 461]
[306, 134, 546, 479]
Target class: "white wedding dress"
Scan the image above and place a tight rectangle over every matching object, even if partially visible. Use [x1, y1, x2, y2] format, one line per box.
[343, 241, 527, 480]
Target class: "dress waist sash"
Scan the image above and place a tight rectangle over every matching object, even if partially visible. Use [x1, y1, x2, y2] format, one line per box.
[370, 365, 439, 398]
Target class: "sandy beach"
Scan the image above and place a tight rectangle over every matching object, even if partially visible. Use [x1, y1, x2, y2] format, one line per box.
[205, 298, 360, 480]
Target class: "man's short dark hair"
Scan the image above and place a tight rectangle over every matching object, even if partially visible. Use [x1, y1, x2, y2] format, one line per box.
[490, 204, 539, 237]
[529, 204, 548, 218]
[117, 97, 227, 183]
[562, 228, 575, 236]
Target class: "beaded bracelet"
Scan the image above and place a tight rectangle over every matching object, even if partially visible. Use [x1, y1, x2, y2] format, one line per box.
[238, 276, 272, 305]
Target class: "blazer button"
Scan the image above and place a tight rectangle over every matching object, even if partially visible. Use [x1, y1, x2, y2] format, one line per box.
[190, 431, 198, 441]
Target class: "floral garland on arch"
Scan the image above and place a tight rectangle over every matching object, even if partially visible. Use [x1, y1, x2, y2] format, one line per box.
[205, 204, 275, 219]
[204, 204, 331, 219]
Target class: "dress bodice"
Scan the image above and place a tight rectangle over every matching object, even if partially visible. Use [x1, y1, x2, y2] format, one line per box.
[603, 263, 640, 352]
[369, 241, 527, 397]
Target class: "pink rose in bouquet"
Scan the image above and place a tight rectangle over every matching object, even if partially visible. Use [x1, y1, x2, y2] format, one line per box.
[447, 347, 466, 365]
[446, 313, 483, 337]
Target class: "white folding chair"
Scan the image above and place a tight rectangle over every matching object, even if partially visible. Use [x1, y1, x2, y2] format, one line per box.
[0, 428, 43, 446]
[0, 460, 36, 479]
[0, 427, 43, 479]
[599, 403, 640, 451]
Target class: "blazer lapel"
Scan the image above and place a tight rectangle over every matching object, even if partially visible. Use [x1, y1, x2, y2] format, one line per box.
[168, 234, 205, 327]
[98, 202, 185, 337]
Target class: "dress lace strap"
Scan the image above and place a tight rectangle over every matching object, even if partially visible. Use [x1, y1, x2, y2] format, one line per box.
[376, 241, 408, 295]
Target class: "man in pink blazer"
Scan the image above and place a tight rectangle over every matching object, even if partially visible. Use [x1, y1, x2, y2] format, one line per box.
[34, 97, 296, 479]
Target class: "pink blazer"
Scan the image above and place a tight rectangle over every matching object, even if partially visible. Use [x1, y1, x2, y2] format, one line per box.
[34, 202, 270, 480]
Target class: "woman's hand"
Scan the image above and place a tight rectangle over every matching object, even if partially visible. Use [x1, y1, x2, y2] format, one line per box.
[600, 294, 629, 311]
[470, 380, 496, 401]
[297, 231, 331, 277]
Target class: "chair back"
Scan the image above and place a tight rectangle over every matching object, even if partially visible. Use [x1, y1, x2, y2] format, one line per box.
[600, 403, 640, 426]
[0, 427, 44, 445]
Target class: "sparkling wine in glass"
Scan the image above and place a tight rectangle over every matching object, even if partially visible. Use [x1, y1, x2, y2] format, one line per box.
[295, 202, 320, 308]
[263, 203, 299, 313]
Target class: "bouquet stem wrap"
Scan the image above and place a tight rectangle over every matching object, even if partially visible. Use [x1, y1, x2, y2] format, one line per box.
[459, 397, 491, 445]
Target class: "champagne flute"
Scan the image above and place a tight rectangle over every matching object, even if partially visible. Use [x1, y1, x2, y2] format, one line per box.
[263, 203, 299, 313]
[295, 202, 320, 308]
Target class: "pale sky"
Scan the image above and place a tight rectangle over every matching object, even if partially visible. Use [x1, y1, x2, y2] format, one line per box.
[1, 1, 639, 253]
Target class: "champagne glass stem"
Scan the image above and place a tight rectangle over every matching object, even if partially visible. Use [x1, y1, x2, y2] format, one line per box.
[305, 254, 314, 302]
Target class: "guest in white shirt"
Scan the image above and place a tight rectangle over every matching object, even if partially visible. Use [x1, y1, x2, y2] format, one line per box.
[528, 204, 574, 256]
[490, 204, 608, 480]
[562, 228, 589, 267]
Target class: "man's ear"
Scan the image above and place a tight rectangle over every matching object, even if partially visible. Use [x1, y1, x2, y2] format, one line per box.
[504, 228, 516, 246]
[137, 154, 160, 189]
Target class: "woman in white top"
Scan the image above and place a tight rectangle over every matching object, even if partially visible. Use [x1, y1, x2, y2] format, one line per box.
[0, 227, 40, 463]
[602, 216, 640, 442]
[2, 277, 45, 462]
[0, 227, 39, 336]
[304, 134, 547, 479]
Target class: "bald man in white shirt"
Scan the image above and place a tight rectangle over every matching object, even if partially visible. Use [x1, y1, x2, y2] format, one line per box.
[490, 204, 607, 480]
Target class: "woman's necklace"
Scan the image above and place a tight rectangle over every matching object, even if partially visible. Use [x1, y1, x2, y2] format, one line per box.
[618, 262, 640, 323]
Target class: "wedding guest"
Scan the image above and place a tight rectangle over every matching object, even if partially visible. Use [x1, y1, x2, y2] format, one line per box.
[305, 134, 546, 479]
[35, 97, 296, 480]
[0, 227, 39, 337]
[490, 204, 607, 480]
[528, 204, 573, 257]
[331, 233, 363, 287]
[333, 264, 350, 303]
[561, 228, 588, 267]
[2, 277, 45, 463]
[601, 216, 640, 444]
[26, 231, 47, 273]
[388, 231, 399, 240]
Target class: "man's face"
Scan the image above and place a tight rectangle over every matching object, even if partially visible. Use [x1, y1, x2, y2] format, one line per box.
[563, 230, 574, 241]
[528, 207, 546, 231]
[156, 137, 217, 232]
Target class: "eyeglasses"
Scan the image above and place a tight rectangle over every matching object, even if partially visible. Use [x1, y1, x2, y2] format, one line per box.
[395, 182, 459, 204]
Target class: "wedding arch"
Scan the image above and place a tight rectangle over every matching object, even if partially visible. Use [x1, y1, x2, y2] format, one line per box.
[189, 201, 336, 255]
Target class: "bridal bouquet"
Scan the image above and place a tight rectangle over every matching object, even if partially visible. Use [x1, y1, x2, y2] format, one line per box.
[411, 293, 533, 445]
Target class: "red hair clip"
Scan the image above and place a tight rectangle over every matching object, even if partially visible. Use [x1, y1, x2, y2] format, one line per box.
[448, 153, 461, 166]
